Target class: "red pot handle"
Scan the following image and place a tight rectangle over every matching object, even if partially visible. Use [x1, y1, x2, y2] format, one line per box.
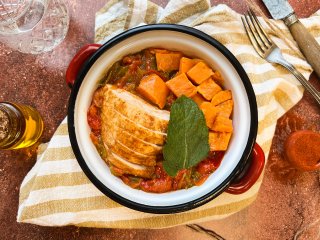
[66, 44, 102, 88]
[225, 143, 265, 194]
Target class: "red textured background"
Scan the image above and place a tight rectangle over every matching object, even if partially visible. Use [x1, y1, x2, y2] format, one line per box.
[0, 0, 319, 239]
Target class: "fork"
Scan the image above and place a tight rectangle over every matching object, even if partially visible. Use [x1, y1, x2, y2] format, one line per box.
[241, 9, 320, 105]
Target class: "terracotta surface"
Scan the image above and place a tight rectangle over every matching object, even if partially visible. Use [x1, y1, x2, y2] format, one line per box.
[0, 0, 319, 239]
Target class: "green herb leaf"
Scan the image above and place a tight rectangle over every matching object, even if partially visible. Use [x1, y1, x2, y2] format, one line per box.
[163, 96, 210, 176]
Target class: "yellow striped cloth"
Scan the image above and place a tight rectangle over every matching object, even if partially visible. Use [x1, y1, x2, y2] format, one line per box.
[17, 0, 320, 228]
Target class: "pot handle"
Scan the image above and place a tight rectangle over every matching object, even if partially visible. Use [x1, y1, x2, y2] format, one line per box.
[66, 44, 102, 88]
[225, 143, 265, 195]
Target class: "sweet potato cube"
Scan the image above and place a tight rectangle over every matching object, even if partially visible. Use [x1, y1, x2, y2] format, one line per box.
[197, 78, 222, 101]
[150, 48, 170, 54]
[211, 90, 232, 106]
[216, 100, 233, 118]
[179, 57, 203, 73]
[209, 131, 232, 151]
[191, 93, 206, 107]
[193, 59, 203, 64]
[156, 52, 183, 72]
[212, 116, 233, 132]
[179, 57, 195, 74]
[212, 70, 224, 86]
[200, 102, 219, 129]
[137, 74, 170, 109]
[187, 61, 213, 85]
[166, 73, 197, 98]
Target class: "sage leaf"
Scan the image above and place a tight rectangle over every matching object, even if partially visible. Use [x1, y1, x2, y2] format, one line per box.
[163, 95, 210, 176]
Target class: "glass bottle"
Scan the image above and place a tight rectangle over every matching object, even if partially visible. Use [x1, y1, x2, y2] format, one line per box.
[0, 102, 43, 149]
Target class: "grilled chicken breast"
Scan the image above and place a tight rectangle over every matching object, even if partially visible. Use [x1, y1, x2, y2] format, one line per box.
[104, 145, 155, 178]
[104, 85, 170, 132]
[100, 85, 170, 178]
[101, 105, 166, 145]
[103, 121, 162, 156]
[102, 132, 157, 167]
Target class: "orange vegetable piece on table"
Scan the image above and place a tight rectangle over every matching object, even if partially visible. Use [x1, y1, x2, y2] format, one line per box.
[200, 102, 219, 129]
[187, 61, 213, 85]
[191, 93, 206, 107]
[197, 78, 222, 101]
[211, 116, 233, 132]
[209, 131, 232, 151]
[216, 99, 233, 118]
[156, 52, 183, 72]
[179, 57, 202, 73]
[211, 90, 232, 106]
[137, 73, 170, 109]
[166, 73, 197, 98]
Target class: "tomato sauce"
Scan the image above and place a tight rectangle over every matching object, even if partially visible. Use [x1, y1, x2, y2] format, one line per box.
[137, 152, 224, 193]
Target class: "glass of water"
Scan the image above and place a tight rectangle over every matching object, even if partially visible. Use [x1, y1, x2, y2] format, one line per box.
[0, 0, 69, 54]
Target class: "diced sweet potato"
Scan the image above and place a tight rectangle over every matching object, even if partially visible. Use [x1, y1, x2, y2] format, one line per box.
[166, 73, 197, 98]
[187, 61, 213, 85]
[156, 52, 183, 72]
[179, 57, 203, 73]
[193, 59, 203, 64]
[137, 73, 170, 109]
[211, 90, 232, 106]
[212, 70, 224, 86]
[197, 78, 222, 101]
[216, 100, 233, 118]
[191, 93, 206, 107]
[212, 116, 233, 132]
[179, 57, 195, 74]
[200, 102, 218, 129]
[150, 48, 170, 54]
[209, 131, 232, 151]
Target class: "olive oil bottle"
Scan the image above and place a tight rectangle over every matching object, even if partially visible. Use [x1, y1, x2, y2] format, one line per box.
[0, 102, 43, 150]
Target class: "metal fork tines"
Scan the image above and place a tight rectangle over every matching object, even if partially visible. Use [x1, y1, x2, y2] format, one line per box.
[241, 9, 320, 105]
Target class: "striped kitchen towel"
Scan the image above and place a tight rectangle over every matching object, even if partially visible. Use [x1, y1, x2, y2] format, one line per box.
[17, 0, 320, 228]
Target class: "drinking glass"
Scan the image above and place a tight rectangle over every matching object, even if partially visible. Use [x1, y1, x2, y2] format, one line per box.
[0, 0, 69, 54]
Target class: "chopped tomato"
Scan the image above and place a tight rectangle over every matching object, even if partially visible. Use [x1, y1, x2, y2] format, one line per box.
[173, 169, 189, 190]
[122, 56, 133, 65]
[87, 104, 101, 134]
[140, 176, 173, 193]
[154, 162, 168, 178]
[196, 151, 224, 175]
[121, 176, 132, 186]
[196, 159, 216, 175]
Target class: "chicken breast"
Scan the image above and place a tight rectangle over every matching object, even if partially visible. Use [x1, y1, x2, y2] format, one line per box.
[101, 105, 166, 145]
[102, 119, 162, 156]
[100, 85, 170, 177]
[104, 85, 170, 132]
[102, 131, 157, 167]
[104, 145, 155, 178]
